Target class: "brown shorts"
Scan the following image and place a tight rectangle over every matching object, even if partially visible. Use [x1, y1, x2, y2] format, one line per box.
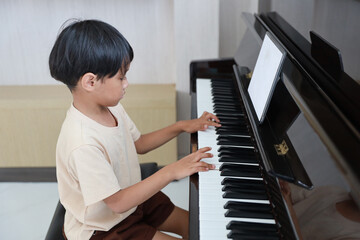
[89, 191, 175, 240]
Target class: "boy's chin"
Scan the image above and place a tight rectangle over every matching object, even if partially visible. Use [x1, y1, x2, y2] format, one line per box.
[108, 100, 121, 107]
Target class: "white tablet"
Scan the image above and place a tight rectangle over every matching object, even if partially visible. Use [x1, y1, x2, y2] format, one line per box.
[248, 32, 286, 123]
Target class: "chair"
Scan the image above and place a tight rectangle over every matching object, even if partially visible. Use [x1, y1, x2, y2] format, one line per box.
[45, 162, 159, 240]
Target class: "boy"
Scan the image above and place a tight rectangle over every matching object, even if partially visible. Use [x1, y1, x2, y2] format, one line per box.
[49, 19, 220, 240]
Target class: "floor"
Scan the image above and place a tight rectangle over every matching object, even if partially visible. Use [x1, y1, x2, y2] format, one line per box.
[0, 177, 189, 240]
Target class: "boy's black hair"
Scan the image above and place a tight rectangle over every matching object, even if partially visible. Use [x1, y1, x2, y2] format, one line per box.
[49, 19, 133, 90]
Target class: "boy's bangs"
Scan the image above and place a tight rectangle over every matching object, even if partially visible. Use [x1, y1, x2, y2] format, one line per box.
[96, 31, 134, 79]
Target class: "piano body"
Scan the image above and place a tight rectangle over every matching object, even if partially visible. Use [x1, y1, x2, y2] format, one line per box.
[189, 12, 360, 240]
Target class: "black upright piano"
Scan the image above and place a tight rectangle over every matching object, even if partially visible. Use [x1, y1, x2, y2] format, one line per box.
[189, 12, 360, 240]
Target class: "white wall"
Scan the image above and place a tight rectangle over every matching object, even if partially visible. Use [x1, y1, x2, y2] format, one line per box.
[219, 0, 258, 58]
[174, 0, 220, 157]
[0, 0, 175, 86]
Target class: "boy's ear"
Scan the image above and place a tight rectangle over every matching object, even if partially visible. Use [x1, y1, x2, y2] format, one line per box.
[80, 73, 98, 91]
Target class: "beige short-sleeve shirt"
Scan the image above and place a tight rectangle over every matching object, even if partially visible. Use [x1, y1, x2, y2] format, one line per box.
[56, 103, 141, 240]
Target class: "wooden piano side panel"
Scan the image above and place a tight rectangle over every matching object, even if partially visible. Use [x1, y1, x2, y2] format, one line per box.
[189, 132, 199, 240]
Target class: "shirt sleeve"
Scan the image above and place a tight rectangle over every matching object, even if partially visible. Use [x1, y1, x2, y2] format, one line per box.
[69, 145, 121, 206]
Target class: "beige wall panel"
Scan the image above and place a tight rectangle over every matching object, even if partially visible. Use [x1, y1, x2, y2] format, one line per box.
[0, 84, 176, 167]
[0, 85, 72, 167]
[121, 84, 177, 166]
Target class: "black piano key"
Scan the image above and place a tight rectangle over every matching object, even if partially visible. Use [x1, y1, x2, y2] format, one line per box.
[211, 84, 234, 88]
[213, 99, 242, 105]
[224, 200, 271, 210]
[216, 125, 247, 129]
[218, 146, 255, 155]
[227, 230, 280, 240]
[212, 99, 239, 104]
[217, 140, 253, 147]
[222, 186, 268, 199]
[216, 129, 249, 136]
[213, 102, 241, 107]
[217, 140, 252, 147]
[211, 84, 235, 89]
[218, 152, 256, 160]
[217, 123, 247, 129]
[225, 209, 273, 219]
[216, 128, 249, 134]
[212, 94, 239, 98]
[217, 121, 247, 127]
[217, 114, 245, 120]
[212, 91, 236, 97]
[227, 221, 279, 239]
[214, 109, 242, 115]
[220, 164, 262, 178]
[211, 79, 233, 84]
[216, 128, 249, 135]
[216, 120, 247, 125]
[213, 99, 241, 104]
[214, 106, 242, 112]
[211, 80, 233, 85]
[221, 178, 265, 189]
[216, 120, 246, 126]
[224, 201, 272, 218]
[226, 221, 278, 232]
[218, 151, 256, 158]
[217, 135, 251, 140]
[212, 93, 238, 98]
[218, 155, 258, 164]
[218, 145, 254, 151]
[222, 184, 266, 193]
[222, 189, 268, 200]
[217, 136, 253, 146]
[217, 131, 250, 137]
[216, 126, 248, 131]
[211, 83, 234, 88]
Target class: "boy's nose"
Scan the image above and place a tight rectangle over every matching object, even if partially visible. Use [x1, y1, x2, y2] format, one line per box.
[123, 79, 129, 89]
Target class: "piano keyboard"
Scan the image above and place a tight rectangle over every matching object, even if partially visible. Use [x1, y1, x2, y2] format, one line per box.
[196, 78, 279, 240]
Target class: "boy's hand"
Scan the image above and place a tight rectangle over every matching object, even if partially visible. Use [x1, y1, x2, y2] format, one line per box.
[167, 147, 215, 181]
[181, 111, 221, 133]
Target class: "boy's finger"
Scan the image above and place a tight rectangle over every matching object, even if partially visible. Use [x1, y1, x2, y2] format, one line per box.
[209, 113, 220, 123]
[206, 121, 221, 127]
[204, 112, 220, 123]
[196, 162, 215, 171]
[201, 152, 213, 159]
[198, 146, 211, 153]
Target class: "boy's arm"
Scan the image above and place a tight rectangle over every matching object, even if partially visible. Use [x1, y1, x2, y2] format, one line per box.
[134, 111, 220, 154]
[104, 147, 215, 213]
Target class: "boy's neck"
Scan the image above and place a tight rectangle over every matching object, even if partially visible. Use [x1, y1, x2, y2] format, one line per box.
[73, 95, 118, 127]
